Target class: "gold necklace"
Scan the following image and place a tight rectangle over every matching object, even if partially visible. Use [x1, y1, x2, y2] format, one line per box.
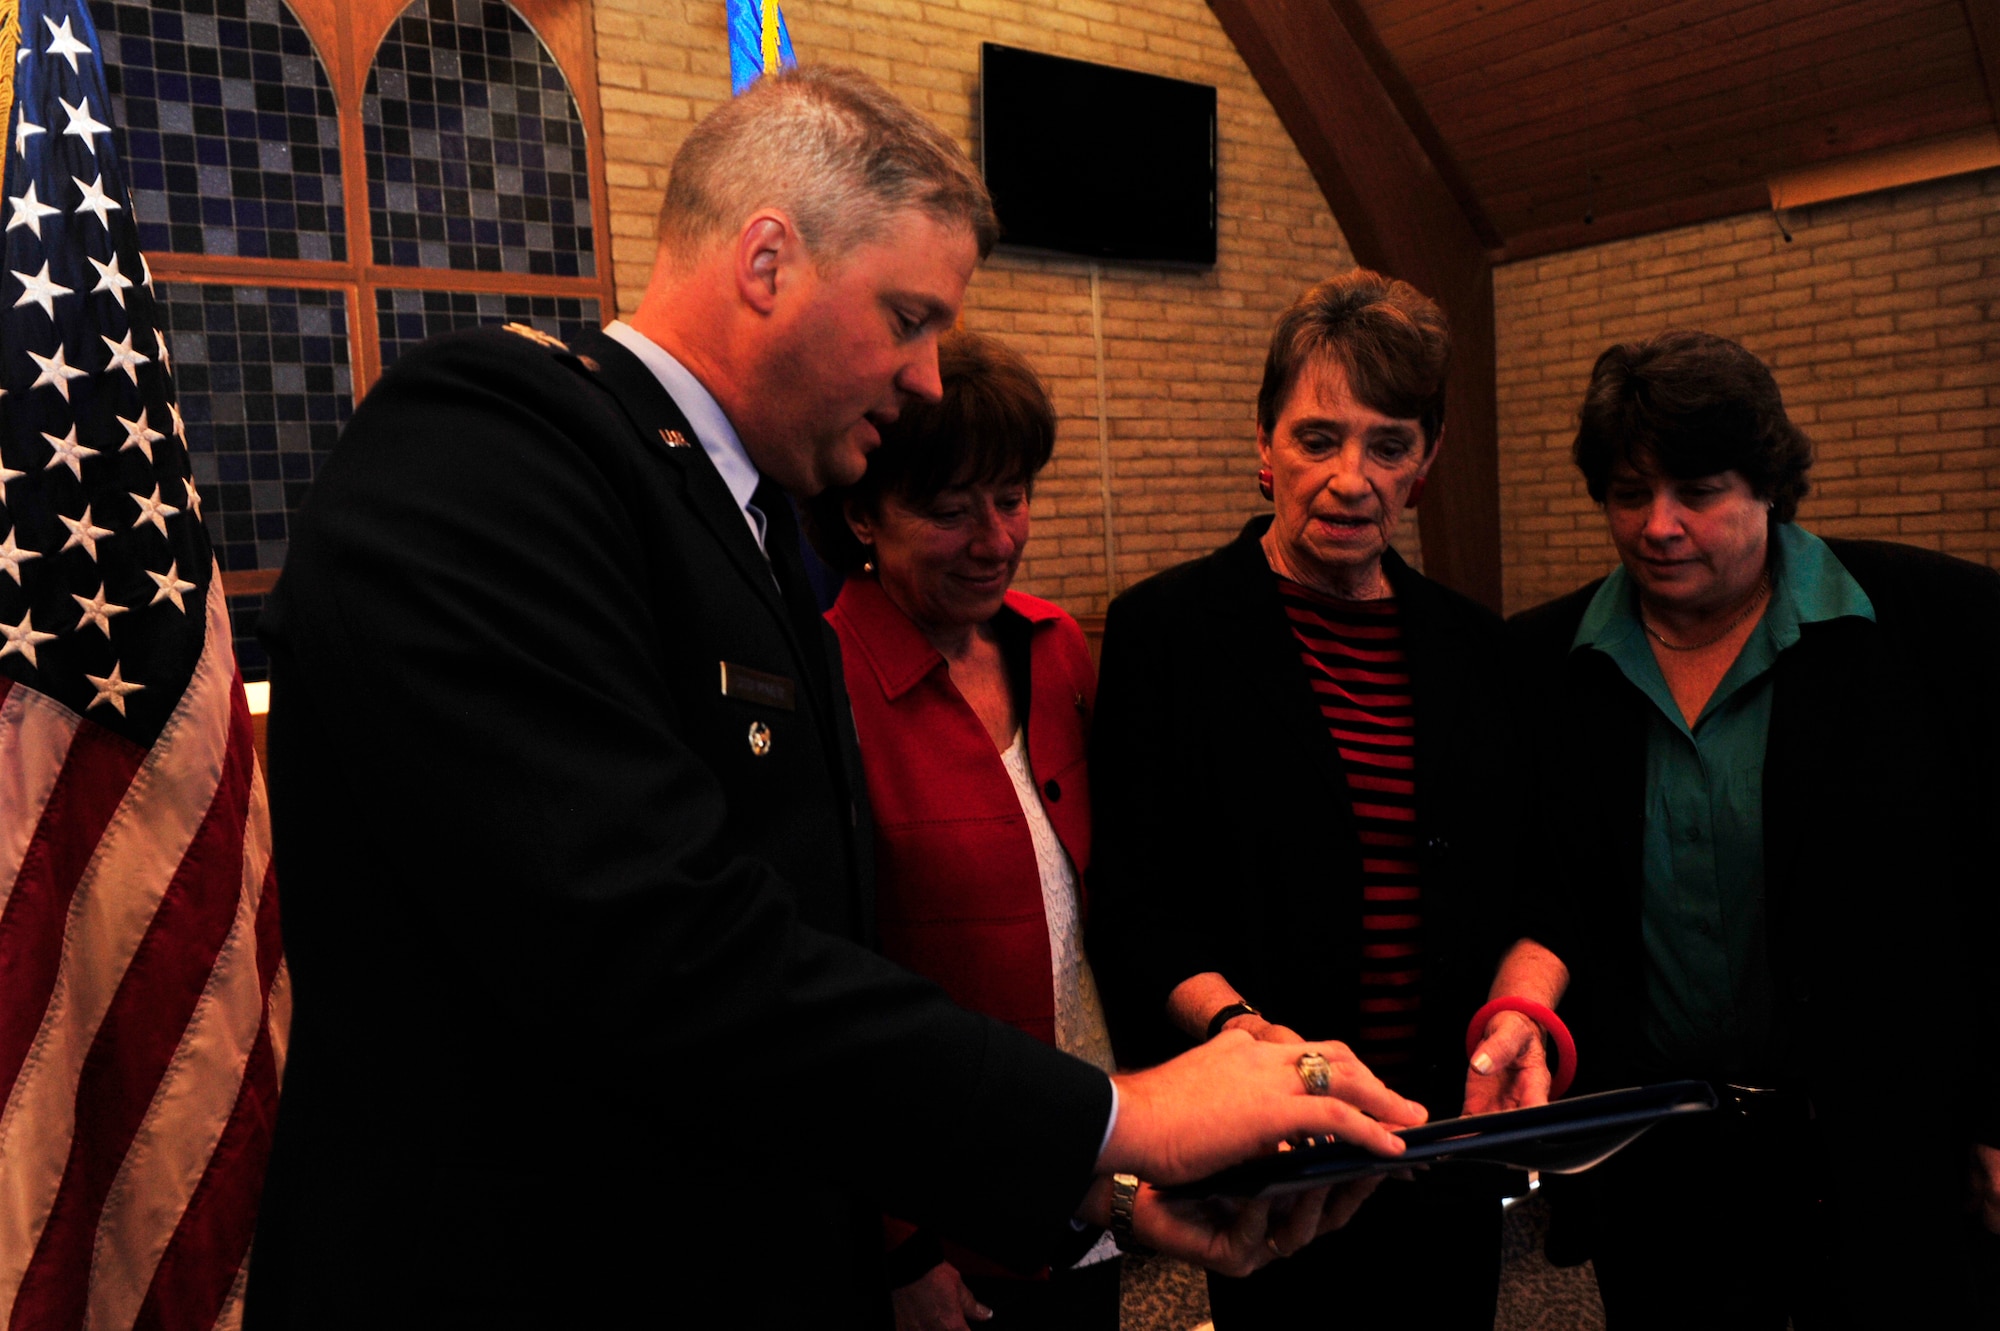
[1642, 573, 1771, 652]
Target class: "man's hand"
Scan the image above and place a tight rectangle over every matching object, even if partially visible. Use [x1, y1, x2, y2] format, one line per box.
[1099, 1031, 1426, 1184]
[1462, 1009, 1551, 1116]
[1973, 1143, 2000, 1235]
[1132, 1177, 1384, 1278]
[891, 1262, 990, 1331]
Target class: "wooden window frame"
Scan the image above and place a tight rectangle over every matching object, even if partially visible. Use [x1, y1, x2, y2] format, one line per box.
[137, 0, 615, 596]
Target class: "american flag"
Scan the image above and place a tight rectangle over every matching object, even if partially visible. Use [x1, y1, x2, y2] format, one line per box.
[0, 2, 286, 1329]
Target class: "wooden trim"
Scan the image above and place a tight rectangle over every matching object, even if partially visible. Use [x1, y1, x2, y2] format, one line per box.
[1207, 0, 1501, 610]
[220, 569, 282, 596]
[145, 254, 356, 288]
[1494, 182, 1774, 263]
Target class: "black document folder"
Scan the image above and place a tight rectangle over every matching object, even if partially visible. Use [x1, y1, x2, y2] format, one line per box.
[1166, 1080, 1718, 1200]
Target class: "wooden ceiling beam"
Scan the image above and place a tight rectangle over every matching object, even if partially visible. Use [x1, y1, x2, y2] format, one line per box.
[1208, 0, 1502, 609]
[1966, 0, 2000, 125]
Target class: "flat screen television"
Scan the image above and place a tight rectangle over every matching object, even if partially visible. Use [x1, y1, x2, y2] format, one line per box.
[979, 43, 1217, 267]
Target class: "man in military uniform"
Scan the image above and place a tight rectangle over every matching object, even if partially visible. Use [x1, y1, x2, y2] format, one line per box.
[247, 67, 1421, 1328]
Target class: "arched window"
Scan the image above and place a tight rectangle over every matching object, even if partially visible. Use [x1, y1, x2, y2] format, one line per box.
[92, 0, 612, 677]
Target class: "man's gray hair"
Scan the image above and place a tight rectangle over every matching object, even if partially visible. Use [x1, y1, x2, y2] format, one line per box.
[657, 65, 999, 264]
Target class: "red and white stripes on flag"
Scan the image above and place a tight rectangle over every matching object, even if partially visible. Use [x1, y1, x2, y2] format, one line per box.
[0, 569, 288, 1331]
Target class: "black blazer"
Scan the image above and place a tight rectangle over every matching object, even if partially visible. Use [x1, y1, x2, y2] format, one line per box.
[1088, 518, 1518, 1117]
[247, 328, 1110, 1329]
[1511, 536, 2000, 1301]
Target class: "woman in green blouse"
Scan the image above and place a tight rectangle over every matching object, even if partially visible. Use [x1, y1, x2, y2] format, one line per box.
[1469, 330, 2000, 1328]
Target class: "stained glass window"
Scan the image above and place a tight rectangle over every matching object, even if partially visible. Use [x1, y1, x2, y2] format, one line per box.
[154, 284, 353, 575]
[92, 0, 346, 261]
[107, 0, 609, 675]
[365, 0, 595, 277]
[376, 289, 601, 368]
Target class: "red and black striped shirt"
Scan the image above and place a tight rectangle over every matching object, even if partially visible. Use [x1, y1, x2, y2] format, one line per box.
[1277, 576, 1423, 1086]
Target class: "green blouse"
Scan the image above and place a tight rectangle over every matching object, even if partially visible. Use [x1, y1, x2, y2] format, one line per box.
[1570, 523, 1875, 1076]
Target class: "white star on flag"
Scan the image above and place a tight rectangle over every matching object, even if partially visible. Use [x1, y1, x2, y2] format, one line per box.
[0, 609, 58, 667]
[29, 344, 88, 399]
[8, 180, 60, 237]
[88, 252, 131, 306]
[41, 425, 99, 479]
[147, 560, 197, 612]
[84, 662, 145, 715]
[0, 526, 39, 583]
[60, 95, 112, 155]
[182, 476, 204, 521]
[0, 457, 22, 502]
[43, 14, 92, 73]
[168, 399, 187, 441]
[130, 484, 179, 537]
[119, 408, 165, 461]
[140, 252, 154, 289]
[72, 173, 121, 229]
[14, 116, 42, 159]
[71, 583, 129, 637]
[59, 505, 115, 560]
[13, 261, 74, 318]
[101, 329, 148, 383]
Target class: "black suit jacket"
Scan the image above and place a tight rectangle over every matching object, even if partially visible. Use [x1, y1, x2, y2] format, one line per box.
[1510, 535, 2000, 1303]
[1088, 518, 1518, 1117]
[246, 328, 1110, 1329]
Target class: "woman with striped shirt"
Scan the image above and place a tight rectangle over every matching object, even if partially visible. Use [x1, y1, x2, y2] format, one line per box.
[1091, 270, 1520, 1328]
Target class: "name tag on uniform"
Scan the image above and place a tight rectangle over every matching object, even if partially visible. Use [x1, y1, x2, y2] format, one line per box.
[719, 661, 796, 711]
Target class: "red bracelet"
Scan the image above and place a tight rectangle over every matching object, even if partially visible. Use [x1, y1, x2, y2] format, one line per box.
[1465, 997, 1576, 1099]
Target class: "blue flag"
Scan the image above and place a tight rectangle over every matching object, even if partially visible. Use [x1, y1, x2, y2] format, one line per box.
[728, 0, 798, 97]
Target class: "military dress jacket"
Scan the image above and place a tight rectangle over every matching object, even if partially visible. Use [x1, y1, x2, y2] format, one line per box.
[246, 327, 1111, 1329]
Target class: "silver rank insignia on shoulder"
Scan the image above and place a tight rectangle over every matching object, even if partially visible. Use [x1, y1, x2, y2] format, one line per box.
[660, 428, 690, 448]
[502, 321, 568, 351]
[747, 721, 773, 756]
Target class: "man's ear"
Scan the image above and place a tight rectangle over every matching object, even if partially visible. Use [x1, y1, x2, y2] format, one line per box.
[734, 211, 796, 315]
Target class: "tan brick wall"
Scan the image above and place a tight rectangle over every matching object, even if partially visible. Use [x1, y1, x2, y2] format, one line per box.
[1495, 169, 2000, 616]
[590, 0, 1417, 614]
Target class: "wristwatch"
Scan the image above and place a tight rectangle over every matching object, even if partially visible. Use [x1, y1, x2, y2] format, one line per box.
[1107, 1173, 1153, 1256]
[1206, 1000, 1261, 1040]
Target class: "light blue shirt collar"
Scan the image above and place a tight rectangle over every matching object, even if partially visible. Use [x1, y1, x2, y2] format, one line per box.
[603, 320, 767, 549]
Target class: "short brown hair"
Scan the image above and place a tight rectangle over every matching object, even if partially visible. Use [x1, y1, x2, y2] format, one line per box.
[1573, 330, 1813, 522]
[1256, 269, 1452, 446]
[806, 330, 1055, 573]
[657, 65, 999, 265]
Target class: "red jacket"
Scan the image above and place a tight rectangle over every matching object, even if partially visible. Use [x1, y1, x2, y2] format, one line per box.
[827, 577, 1095, 1048]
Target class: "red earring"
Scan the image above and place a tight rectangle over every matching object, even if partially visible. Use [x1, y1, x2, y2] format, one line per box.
[1405, 476, 1427, 508]
[1257, 467, 1274, 501]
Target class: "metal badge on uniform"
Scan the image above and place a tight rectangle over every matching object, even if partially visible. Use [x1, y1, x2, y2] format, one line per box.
[747, 721, 773, 756]
[660, 428, 690, 448]
[501, 321, 567, 351]
[720, 661, 796, 711]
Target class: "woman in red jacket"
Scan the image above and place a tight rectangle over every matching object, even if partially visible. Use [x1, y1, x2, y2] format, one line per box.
[810, 330, 1118, 1331]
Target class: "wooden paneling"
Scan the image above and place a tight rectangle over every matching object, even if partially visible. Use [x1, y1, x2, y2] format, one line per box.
[1440, 2, 1958, 151]
[1330, 0, 1999, 254]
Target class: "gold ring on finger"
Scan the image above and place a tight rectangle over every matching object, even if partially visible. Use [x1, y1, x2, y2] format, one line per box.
[1296, 1051, 1333, 1096]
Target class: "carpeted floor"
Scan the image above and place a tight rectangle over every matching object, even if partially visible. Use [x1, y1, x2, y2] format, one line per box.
[1119, 1189, 1604, 1331]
